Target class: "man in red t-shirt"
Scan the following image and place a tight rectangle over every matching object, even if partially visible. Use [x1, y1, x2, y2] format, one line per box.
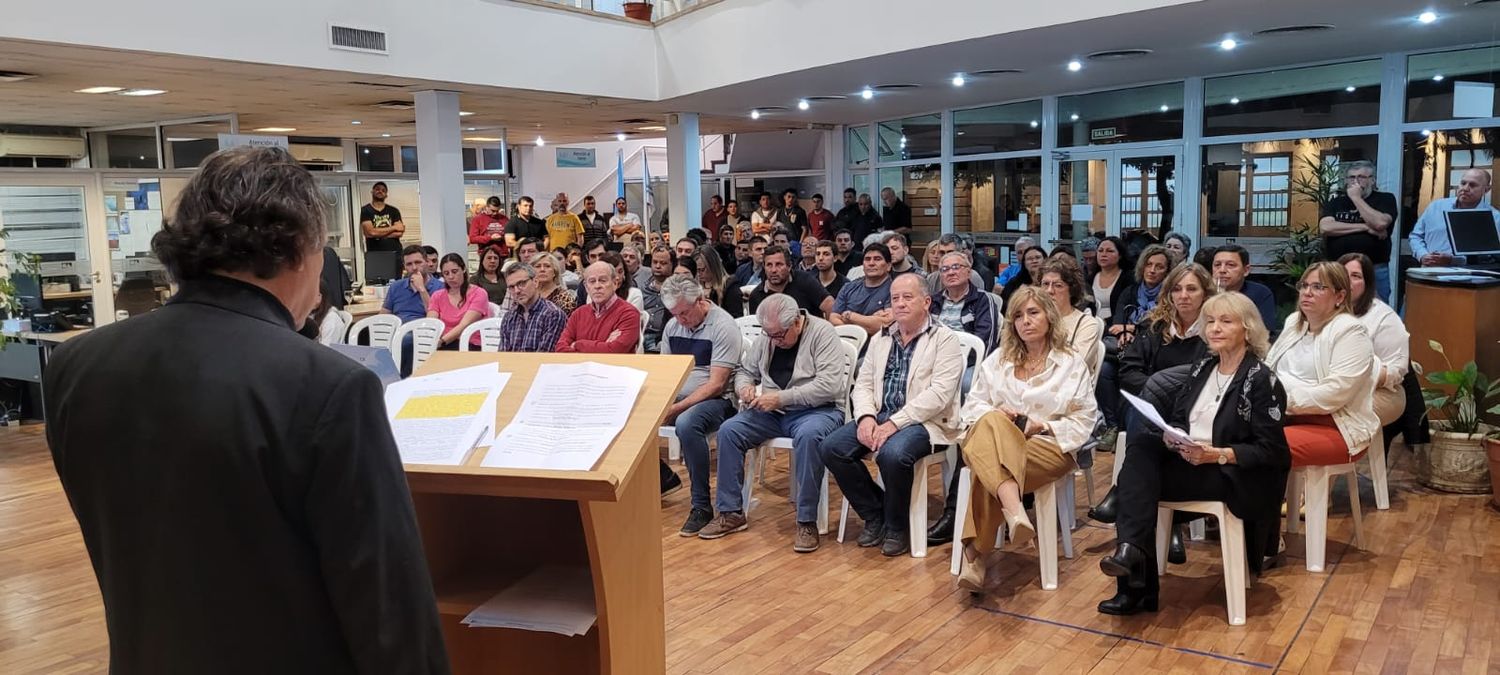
[807, 193, 835, 241]
[702, 195, 728, 239]
[468, 196, 509, 255]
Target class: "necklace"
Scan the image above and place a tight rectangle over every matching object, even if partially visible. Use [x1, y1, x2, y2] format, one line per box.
[1210, 369, 1231, 402]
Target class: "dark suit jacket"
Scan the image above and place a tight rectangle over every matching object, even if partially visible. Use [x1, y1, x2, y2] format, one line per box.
[1118, 321, 1209, 396]
[44, 275, 449, 674]
[320, 246, 351, 309]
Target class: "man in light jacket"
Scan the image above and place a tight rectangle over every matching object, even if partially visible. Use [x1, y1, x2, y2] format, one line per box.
[821, 273, 964, 556]
[695, 294, 847, 553]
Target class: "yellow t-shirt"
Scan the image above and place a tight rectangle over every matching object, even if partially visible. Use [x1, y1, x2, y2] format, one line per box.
[545, 213, 585, 249]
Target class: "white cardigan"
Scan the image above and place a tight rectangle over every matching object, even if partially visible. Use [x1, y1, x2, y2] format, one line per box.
[1359, 299, 1409, 425]
[1266, 312, 1380, 456]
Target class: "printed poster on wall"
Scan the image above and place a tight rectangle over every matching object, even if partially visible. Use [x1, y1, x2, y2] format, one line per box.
[556, 147, 596, 168]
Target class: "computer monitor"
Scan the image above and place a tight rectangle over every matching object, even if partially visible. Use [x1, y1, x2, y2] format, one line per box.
[1445, 209, 1500, 257]
[364, 250, 401, 285]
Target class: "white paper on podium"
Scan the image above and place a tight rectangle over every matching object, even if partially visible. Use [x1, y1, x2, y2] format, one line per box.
[1120, 390, 1193, 446]
[461, 565, 596, 636]
[481, 362, 647, 471]
[385, 364, 510, 465]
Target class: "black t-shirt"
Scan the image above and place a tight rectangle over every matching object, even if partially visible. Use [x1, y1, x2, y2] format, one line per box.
[748, 270, 830, 317]
[361, 204, 403, 251]
[822, 272, 847, 299]
[768, 343, 800, 390]
[1322, 191, 1398, 263]
[506, 214, 547, 243]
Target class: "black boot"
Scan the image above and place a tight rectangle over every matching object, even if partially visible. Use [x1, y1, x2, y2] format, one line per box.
[1087, 486, 1118, 524]
[1098, 590, 1159, 616]
[926, 509, 956, 546]
[1098, 547, 1159, 616]
[1168, 527, 1186, 565]
[1099, 541, 1148, 579]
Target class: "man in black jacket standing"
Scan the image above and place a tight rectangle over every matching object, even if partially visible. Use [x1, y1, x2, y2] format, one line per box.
[44, 146, 449, 674]
[881, 187, 912, 234]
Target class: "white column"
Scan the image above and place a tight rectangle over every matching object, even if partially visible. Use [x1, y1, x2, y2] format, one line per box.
[1179, 77, 1205, 247]
[665, 112, 701, 243]
[1377, 53, 1407, 301]
[1041, 96, 1060, 247]
[413, 90, 466, 256]
[824, 126, 846, 205]
[940, 110, 954, 234]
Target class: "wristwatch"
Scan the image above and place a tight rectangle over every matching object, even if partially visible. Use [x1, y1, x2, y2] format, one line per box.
[1216, 449, 1228, 465]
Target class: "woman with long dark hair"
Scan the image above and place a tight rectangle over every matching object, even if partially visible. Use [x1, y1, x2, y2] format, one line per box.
[470, 245, 506, 306]
[999, 244, 1047, 310]
[428, 252, 490, 349]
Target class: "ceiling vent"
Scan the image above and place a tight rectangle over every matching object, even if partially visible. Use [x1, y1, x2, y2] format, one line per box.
[329, 24, 389, 55]
[373, 100, 415, 110]
[615, 118, 655, 125]
[0, 71, 38, 83]
[805, 95, 846, 101]
[972, 68, 1024, 76]
[1254, 24, 1335, 36]
[1087, 48, 1153, 61]
[348, 80, 409, 89]
[873, 83, 920, 91]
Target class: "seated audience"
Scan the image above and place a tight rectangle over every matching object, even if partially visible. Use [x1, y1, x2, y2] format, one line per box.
[748, 245, 833, 317]
[1162, 231, 1192, 265]
[924, 233, 990, 295]
[1339, 253, 1408, 426]
[471, 245, 507, 307]
[639, 245, 675, 353]
[1039, 259, 1103, 370]
[697, 295, 847, 552]
[881, 231, 924, 278]
[1080, 237, 1099, 278]
[993, 235, 1036, 290]
[421, 245, 439, 276]
[498, 261, 568, 352]
[799, 236, 819, 271]
[822, 274, 965, 556]
[812, 240, 847, 298]
[427, 253, 490, 351]
[623, 243, 651, 290]
[714, 225, 738, 272]
[732, 236, 768, 287]
[555, 261, 641, 353]
[1265, 261, 1379, 469]
[515, 237, 544, 263]
[660, 274, 745, 534]
[381, 245, 443, 322]
[1211, 244, 1278, 333]
[955, 287, 1097, 592]
[998, 244, 1046, 310]
[931, 251, 998, 351]
[1097, 292, 1289, 616]
[599, 251, 644, 312]
[573, 239, 610, 306]
[533, 252, 576, 314]
[1113, 244, 1172, 345]
[834, 229, 861, 276]
[829, 243, 896, 335]
[676, 237, 699, 260]
[695, 248, 744, 318]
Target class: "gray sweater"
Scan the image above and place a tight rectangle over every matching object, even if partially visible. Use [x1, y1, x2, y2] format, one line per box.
[735, 312, 847, 410]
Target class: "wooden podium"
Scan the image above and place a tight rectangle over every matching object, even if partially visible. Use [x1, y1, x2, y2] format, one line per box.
[1406, 278, 1500, 398]
[404, 351, 691, 674]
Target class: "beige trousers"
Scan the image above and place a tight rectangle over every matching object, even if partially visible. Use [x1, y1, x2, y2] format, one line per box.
[959, 411, 1076, 552]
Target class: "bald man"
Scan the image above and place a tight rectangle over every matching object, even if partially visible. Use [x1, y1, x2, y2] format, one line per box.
[1410, 168, 1500, 266]
[555, 260, 641, 353]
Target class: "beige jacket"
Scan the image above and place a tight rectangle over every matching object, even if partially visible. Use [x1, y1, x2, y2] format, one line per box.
[1266, 312, 1380, 456]
[852, 321, 965, 444]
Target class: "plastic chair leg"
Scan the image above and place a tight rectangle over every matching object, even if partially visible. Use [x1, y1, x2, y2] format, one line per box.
[910, 461, 930, 558]
[1111, 433, 1128, 486]
[1189, 519, 1206, 541]
[950, 467, 973, 576]
[1219, 514, 1248, 625]
[1056, 474, 1076, 560]
[1285, 470, 1303, 535]
[667, 435, 681, 463]
[742, 447, 760, 516]
[1035, 481, 1059, 590]
[1367, 442, 1390, 510]
[1155, 507, 1174, 575]
[1345, 470, 1364, 548]
[1303, 466, 1331, 572]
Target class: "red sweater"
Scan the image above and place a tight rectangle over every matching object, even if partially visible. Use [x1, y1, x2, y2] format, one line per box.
[469, 213, 509, 247]
[555, 296, 641, 353]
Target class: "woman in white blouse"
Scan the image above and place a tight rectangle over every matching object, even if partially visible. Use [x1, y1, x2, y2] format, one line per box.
[956, 286, 1098, 592]
[1338, 253, 1408, 426]
[1039, 259, 1103, 373]
[1265, 261, 1379, 467]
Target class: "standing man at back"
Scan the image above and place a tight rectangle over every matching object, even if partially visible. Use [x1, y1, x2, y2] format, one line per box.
[1320, 160, 1397, 301]
[361, 180, 405, 253]
[44, 147, 448, 673]
[546, 192, 586, 250]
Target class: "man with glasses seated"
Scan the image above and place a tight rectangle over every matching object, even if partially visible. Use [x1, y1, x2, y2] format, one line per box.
[695, 294, 847, 553]
[821, 274, 964, 556]
[498, 261, 568, 352]
[925, 234, 990, 295]
[1319, 160, 1397, 302]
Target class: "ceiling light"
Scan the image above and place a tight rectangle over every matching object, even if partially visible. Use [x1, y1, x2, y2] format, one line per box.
[1434, 74, 1445, 81]
[459, 111, 475, 116]
[1418, 11, 1437, 23]
[254, 127, 296, 132]
[1219, 38, 1237, 51]
[616, 133, 627, 142]
[1230, 96, 1241, 104]
[1421, 129, 1432, 137]
[381, 133, 392, 138]
[751, 109, 761, 119]
[1070, 113, 1080, 121]
[116, 89, 167, 96]
[1159, 104, 1169, 112]
[363, 148, 371, 154]
[0, 71, 37, 82]
[797, 99, 810, 110]
[165, 137, 195, 143]
[464, 136, 501, 142]
[535, 136, 545, 147]
[1067, 60, 1082, 72]
[1029, 120, 1039, 128]
[1345, 86, 1356, 92]
[138, 156, 145, 161]
[350, 120, 362, 125]
[951, 74, 966, 87]
[75, 86, 123, 94]
[465, 127, 477, 131]
[638, 125, 666, 131]
[861, 87, 874, 100]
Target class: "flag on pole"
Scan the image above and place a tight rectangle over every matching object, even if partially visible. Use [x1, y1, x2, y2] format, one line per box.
[615, 149, 625, 204]
[642, 152, 655, 238]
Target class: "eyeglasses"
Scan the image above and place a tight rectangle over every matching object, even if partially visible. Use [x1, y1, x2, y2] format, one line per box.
[506, 279, 534, 290]
[1296, 282, 1330, 294]
[939, 264, 970, 273]
[763, 325, 794, 340]
[1347, 174, 1374, 182]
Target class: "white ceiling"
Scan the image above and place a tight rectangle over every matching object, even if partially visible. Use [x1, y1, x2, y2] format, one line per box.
[0, 0, 1497, 144]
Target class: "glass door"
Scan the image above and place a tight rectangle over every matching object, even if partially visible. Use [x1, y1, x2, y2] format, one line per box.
[0, 174, 108, 327]
[1050, 148, 1180, 255]
[101, 175, 182, 318]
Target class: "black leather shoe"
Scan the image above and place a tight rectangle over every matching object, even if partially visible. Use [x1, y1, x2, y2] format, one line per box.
[856, 519, 885, 548]
[926, 509, 956, 546]
[881, 531, 910, 557]
[1168, 528, 1187, 565]
[1097, 591, 1159, 616]
[1087, 487, 1118, 524]
[1099, 541, 1148, 578]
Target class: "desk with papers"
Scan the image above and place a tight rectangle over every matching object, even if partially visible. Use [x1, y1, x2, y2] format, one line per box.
[401, 351, 691, 675]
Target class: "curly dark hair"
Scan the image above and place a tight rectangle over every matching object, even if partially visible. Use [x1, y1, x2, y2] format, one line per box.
[152, 146, 326, 281]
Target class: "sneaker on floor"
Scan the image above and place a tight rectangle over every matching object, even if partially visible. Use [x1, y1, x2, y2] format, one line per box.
[1098, 427, 1118, 452]
[881, 530, 910, 557]
[856, 518, 885, 547]
[660, 469, 683, 498]
[697, 511, 748, 540]
[792, 522, 820, 553]
[679, 507, 713, 537]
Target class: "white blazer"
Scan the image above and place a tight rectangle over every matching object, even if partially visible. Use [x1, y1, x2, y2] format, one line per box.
[1358, 299, 1409, 426]
[1266, 312, 1380, 456]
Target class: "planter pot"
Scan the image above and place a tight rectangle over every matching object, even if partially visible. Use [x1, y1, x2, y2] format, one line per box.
[1417, 426, 1493, 494]
[1487, 436, 1500, 509]
[623, 2, 653, 20]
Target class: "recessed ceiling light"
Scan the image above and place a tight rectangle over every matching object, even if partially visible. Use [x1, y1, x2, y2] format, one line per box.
[117, 89, 167, 96]
[1421, 129, 1432, 137]
[1067, 60, 1082, 72]
[797, 99, 810, 110]
[861, 87, 874, 100]
[638, 125, 666, 131]
[751, 109, 761, 119]
[381, 133, 392, 138]
[254, 127, 296, 132]
[138, 155, 145, 161]
[1159, 104, 1169, 112]
[465, 136, 501, 142]
[1433, 74, 1445, 81]
[465, 127, 476, 131]
[165, 137, 195, 142]
[616, 133, 627, 142]
[1345, 86, 1356, 93]
[75, 86, 123, 94]
[459, 111, 475, 117]
[1070, 113, 1080, 121]
[1418, 11, 1438, 23]
[535, 136, 545, 147]
[1230, 96, 1241, 104]
[1219, 38, 1238, 51]
[951, 74, 966, 87]
[1029, 120, 1039, 128]
[363, 148, 370, 154]
[956, 131, 965, 136]
[350, 120, 362, 125]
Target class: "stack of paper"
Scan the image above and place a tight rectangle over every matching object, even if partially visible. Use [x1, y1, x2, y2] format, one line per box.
[1121, 391, 1194, 446]
[461, 565, 597, 636]
[481, 362, 647, 471]
[385, 364, 511, 466]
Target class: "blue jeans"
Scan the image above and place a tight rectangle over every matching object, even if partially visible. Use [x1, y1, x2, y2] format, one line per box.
[1375, 262, 1392, 304]
[715, 406, 845, 521]
[673, 397, 736, 512]
[820, 417, 935, 532]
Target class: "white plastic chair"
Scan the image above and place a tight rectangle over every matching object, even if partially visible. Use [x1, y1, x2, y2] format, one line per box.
[636, 308, 648, 354]
[459, 317, 505, 353]
[488, 302, 502, 318]
[318, 309, 352, 346]
[735, 315, 762, 346]
[948, 466, 1073, 590]
[346, 314, 402, 349]
[1285, 458, 1364, 573]
[391, 318, 445, 373]
[1156, 500, 1250, 626]
[1366, 440, 1390, 511]
[833, 323, 869, 355]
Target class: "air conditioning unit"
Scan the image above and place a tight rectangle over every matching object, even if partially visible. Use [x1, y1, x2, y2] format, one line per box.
[0, 134, 87, 159]
[289, 143, 345, 165]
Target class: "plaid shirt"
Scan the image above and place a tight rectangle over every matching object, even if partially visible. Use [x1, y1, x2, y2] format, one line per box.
[879, 319, 928, 413]
[500, 298, 568, 352]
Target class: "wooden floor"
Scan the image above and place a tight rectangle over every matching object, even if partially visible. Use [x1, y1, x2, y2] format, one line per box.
[4, 424, 1499, 674]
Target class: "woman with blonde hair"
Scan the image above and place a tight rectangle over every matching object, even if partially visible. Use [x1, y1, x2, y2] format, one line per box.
[956, 286, 1098, 592]
[693, 246, 743, 318]
[1097, 292, 1289, 615]
[532, 252, 576, 314]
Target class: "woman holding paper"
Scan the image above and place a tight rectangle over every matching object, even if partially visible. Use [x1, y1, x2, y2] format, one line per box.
[955, 286, 1098, 592]
[1097, 291, 1289, 616]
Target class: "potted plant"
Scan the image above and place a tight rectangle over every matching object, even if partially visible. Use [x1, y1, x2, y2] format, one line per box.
[1418, 340, 1500, 494]
[622, 1, 653, 20]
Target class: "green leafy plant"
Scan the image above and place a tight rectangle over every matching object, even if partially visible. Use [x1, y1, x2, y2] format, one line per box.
[1421, 340, 1500, 435]
[1266, 225, 1324, 289]
[1289, 153, 1344, 216]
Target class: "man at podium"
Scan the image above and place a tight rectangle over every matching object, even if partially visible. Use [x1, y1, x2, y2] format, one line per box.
[1410, 168, 1500, 266]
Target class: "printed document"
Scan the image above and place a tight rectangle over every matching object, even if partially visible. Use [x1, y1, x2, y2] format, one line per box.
[1120, 391, 1194, 447]
[461, 565, 596, 636]
[481, 362, 646, 471]
[385, 364, 510, 465]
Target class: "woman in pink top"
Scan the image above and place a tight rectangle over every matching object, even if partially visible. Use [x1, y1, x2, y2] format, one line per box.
[428, 253, 490, 349]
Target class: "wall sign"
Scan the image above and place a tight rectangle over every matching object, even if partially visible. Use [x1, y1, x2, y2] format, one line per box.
[217, 134, 290, 150]
[556, 147, 596, 168]
[1090, 127, 1118, 141]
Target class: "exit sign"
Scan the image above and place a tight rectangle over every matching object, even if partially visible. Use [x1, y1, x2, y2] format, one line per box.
[1090, 127, 1118, 141]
